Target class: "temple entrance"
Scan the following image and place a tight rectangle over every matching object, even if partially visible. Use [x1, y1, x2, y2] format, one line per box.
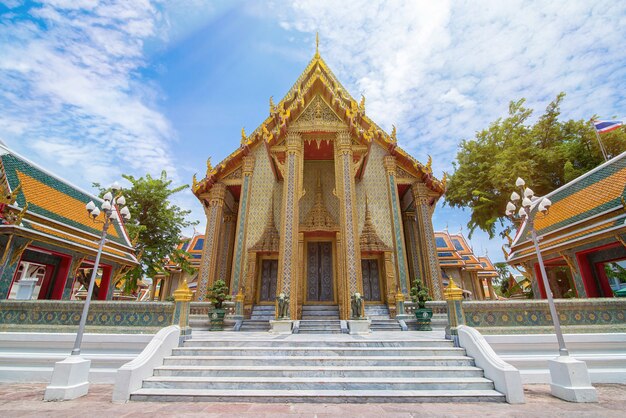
[306, 241, 334, 303]
[258, 258, 278, 303]
[361, 258, 383, 302]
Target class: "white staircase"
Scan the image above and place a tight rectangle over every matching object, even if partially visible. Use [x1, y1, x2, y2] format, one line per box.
[239, 305, 274, 332]
[365, 304, 403, 331]
[129, 335, 505, 403]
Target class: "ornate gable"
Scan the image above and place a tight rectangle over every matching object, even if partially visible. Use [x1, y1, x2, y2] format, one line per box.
[291, 95, 344, 131]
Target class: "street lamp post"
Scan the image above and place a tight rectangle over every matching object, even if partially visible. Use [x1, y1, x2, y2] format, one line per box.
[505, 178, 568, 356]
[45, 182, 131, 401]
[506, 177, 597, 402]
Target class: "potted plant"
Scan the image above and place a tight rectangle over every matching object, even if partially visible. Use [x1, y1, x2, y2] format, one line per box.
[410, 280, 433, 331]
[206, 279, 231, 331]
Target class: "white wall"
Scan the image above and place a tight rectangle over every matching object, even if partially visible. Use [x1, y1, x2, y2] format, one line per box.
[0, 332, 153, 383]
[485, 333, 626, 384]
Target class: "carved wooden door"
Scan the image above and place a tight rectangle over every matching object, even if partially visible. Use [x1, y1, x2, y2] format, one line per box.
[306, 241, 334, 302]
[259, 259, 278, 302]
[361, 259, 382, 302]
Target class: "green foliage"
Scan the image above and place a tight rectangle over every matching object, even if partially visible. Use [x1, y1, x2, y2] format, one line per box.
[445, 93, 626, 238]
[94, 171, 197, 294]
[605, 263, 626, 284]
[207, 279, 231, 309]
[410, 280, 432, 309]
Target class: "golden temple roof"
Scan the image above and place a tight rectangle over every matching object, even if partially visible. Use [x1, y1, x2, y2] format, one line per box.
[192, 44, 445, 197]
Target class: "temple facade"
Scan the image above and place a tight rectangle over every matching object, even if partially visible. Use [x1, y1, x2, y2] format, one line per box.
[192, 47, 446, 319]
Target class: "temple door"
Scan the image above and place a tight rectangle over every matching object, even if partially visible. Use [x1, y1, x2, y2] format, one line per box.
[306, 241, 334, 302]
[258, 259, 278, 303]
[361, 259, 382, 302]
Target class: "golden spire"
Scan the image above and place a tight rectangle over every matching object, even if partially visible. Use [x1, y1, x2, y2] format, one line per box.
[390, 125, 397, 142]
[269, 96, 275, 114]
[425, 155, 432, 173]
[359, 95, 365, 112]
[315, 32, 320, 57]
[241, 127, 247, 146]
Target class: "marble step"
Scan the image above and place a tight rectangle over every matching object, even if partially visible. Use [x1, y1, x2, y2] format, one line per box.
[154, 365, 485, 378]
[163, 356, 475, 367]
[141, 376, 495, 391]
[130, 388, 506, 403]
[184, 339, 454, 348]
[297, 330, 342, 334]
[171, 347, 466, 357]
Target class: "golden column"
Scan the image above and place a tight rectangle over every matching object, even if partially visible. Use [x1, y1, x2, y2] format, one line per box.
[276, 132, 302, 319]
[411, 182, 444, 300]
[383, 155, 410, 295]
[403, 211, 424, 287]
[335, 130, 363, 312]
[196, 182, 227, 300]
[230, 155, 255, 295]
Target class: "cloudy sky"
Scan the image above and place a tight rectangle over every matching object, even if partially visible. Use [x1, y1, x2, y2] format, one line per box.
[1, 0, 625, 262]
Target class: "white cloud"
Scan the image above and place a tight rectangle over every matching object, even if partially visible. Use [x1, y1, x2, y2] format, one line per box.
[0, 0, 176, 187]
[269, 0, 626, 261]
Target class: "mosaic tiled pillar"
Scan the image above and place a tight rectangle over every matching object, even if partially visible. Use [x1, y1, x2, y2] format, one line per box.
[0, 236, 30, 299]
[335, 131, 363, 301]
[277, 133, 302, 319]
[196, 182, 227, 301]
[230, 156, 255, 295]
[403, 211, 424, 287]
[105, 266, 119, 300]
[562, 251, 587, 298]
[383, 156, 409, 295]
[218, 211, 237, 289]
[411, 182, 443, 300]
[486, 278, 497, 300]
[61, 255, 85, 300]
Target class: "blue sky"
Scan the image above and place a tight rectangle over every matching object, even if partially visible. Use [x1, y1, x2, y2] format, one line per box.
[1, 1, 626, 263]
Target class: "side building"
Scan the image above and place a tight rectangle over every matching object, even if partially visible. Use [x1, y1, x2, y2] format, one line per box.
[0, 144, 138, 301]
[435, 230, 498, 300]
[192, 46, 447, 319]
[507, 151, 626, 299]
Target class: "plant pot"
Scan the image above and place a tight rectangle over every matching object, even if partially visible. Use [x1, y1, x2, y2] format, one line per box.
[414, 307, 433, 331]
[208, 308, 226, 331]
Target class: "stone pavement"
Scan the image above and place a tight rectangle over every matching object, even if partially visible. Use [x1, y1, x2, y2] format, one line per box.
[0, 383, 625, 417]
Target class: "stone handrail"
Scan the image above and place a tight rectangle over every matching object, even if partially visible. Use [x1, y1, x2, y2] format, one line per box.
[457, 325, 525, 404]
[112, 325, 180, 403]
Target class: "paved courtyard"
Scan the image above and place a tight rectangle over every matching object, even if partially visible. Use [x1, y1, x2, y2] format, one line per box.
[0, 383, 625, 417]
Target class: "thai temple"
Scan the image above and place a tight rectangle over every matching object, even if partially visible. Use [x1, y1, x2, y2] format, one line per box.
[507, 152, 626, 299]
[435, 230, 498, 300]
[0, 144, 137, 301]
[191, 43, 450, 320]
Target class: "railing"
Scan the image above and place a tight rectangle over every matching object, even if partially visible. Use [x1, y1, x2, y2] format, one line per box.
[0, 300, 174, 333]
[189, 301, 235, 316]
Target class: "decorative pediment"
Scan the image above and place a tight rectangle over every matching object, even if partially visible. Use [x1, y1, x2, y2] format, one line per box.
[292, 95, 344, 131]
[301, 172, 338, 232]
[360, 196, 391, 252]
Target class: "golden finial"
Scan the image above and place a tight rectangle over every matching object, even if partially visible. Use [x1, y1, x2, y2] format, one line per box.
[269, 96, 275, 114]
[390, 125, 397, 142]
[0, 182, 21, 205]
[441, 172, 448, 189]
[192, 173, 198, 191]
[315, 32, 319, 57]
[426, 155, 432, 173]
[359, 95, 365, 112]
[241, 127, 247, 145]
[206, 157, 213, 177]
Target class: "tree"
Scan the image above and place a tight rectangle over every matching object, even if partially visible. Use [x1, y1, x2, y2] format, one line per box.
[95, 171, 197, 294]
[445, 93, 626, 238]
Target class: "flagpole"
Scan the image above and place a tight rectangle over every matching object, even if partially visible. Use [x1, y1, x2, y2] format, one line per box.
[591, 120, 609, 162]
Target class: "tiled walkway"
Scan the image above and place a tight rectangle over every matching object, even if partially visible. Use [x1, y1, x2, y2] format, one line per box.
[0, 383, 625, 417]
